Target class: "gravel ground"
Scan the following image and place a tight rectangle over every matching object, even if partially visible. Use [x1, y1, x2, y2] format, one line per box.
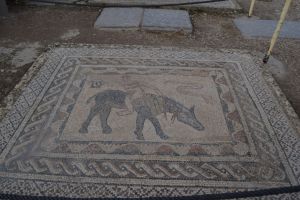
[0, 3, 300, 116]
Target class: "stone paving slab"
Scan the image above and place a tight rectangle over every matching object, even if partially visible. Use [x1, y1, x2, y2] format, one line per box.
[234, 18, 300, 39]
[142, 9, 192, 32]
[0, 45, 300, 198]
[94, 8, 192, 32]
[94, 7, 143, 30]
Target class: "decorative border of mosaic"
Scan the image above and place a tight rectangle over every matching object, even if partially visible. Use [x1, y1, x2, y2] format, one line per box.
[0, 45, 299, 198]
[40, 64, 252, 156]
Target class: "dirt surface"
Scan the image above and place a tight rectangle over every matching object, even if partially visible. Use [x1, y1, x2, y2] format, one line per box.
[0, 4, 300, 116]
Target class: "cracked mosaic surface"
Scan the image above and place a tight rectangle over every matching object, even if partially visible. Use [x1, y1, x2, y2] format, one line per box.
[0, 45, 299, 198]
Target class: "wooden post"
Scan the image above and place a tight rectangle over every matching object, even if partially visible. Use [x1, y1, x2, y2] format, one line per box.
[0, 0, 8, 17]
[248, 0, 256, 17]
[263, 0, 293, 63]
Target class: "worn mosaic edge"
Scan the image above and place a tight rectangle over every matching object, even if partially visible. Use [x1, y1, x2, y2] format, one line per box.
[0, 51, 48, 121]
[1, 44, 299, 133]
[0, 44, 300, 198]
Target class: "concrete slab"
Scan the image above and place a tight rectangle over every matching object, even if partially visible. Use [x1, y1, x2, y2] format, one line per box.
[234, 18, 300, 39]
[94, 7, 143, 30]
[94, 8, 193, 33]
[0, 45, 299, 198]
[142, 9, 192, 33]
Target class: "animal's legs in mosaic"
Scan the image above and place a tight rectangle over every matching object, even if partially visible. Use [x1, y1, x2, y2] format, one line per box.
[79, 105, 112, 134]
[134, 106, 169, 140]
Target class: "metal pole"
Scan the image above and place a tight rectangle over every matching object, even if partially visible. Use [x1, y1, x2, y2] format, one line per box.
[263, 0, 293, 63]
[248, 0, 256, 17]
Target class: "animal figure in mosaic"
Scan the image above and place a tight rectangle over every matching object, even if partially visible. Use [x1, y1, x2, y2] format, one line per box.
[79, 90, 204, 140]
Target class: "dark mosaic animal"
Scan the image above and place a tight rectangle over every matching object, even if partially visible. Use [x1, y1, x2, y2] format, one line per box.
[79, 90, 204, 140]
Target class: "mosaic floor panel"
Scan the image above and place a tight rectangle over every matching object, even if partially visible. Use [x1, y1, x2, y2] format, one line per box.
[0, 45, 299, 198]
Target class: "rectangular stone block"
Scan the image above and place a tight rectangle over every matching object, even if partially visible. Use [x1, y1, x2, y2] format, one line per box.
[94, 7, 143, 30]
[234, 18, 300, 39]
[142, 9, 192, 33]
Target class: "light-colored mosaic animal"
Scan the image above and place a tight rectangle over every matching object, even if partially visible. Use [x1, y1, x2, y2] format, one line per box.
[79, 90, 204, 140]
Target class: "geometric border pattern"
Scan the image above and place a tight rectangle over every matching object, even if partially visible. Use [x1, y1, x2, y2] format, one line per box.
[46, 65, 250, 156]
[0, 45, 299, 198]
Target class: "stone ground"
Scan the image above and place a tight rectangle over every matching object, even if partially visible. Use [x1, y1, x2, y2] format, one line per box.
[0, 1, 300, 199]
[0, 1, 300, 119]
[234, 19, 300, 39]
[0, 44, 299, 199]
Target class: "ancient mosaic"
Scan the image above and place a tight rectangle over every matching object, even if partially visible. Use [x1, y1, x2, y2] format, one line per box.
[0, 46, 299, 198]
